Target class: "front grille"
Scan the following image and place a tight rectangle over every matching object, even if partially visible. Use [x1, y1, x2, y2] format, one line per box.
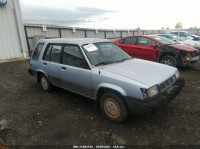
[158, 75, 176, 93]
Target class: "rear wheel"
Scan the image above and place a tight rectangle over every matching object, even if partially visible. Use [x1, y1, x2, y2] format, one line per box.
[160, 55, 177, 67]
[100, 92, 129, 122]
[40, 75, 52, 92]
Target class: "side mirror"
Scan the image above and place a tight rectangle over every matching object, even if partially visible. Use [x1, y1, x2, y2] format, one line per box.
[173, 39, 177, 42]
[150, 44, 157, 49]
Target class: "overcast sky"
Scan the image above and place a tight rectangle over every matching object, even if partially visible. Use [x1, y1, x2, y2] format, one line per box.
[19, 0, 200, 30]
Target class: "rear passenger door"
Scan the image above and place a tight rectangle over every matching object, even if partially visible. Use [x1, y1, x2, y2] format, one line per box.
[42, 44, 63, 86]
[60, 44, 92, 97]
[117, 37, 138, 57]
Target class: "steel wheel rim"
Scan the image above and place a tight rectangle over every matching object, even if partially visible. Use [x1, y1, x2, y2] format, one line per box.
[161, 58, 174, 66]
[41, 77, 48, 90]
[104, 98, 120, 119]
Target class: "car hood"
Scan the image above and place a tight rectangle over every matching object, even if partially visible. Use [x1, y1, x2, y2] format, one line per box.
[169, 44, 196, 51]
[99, 59, 177, 87]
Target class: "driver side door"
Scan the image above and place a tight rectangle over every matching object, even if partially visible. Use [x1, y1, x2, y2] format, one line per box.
[134, 37, 158, 61]
[60, 44, 92, 97]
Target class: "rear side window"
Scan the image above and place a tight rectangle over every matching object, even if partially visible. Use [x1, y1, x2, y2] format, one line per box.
[51, 45, 62, 63]
[43, 44, 62, 64]
[32, 43, 44, 61]
[123, 37, 137, 45]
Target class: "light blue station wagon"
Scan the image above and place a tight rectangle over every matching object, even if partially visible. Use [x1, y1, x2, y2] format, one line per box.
[28, 38, 185, 122]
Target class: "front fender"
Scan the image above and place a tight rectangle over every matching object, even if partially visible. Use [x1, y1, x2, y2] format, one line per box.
[94, 83, 127, 100]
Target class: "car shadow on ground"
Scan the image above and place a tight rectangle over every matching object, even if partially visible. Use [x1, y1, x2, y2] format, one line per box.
[46, 85, 173, 125]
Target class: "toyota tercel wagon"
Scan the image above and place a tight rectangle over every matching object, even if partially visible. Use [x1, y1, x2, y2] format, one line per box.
[28, 38, 185, 122]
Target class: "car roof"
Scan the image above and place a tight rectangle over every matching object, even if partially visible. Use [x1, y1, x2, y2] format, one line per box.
[39, 38, 111, 46]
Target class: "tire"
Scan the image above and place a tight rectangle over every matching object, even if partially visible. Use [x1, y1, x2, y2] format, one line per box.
[160, 55, 177, 67]
[40, 75, 52, 92]
[100, 92, 129, 122]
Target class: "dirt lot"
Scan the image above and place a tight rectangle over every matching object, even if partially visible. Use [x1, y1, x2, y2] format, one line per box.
[0, 60, 200, 146]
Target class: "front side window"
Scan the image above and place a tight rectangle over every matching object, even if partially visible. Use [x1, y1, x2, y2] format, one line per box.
[82, 42, 131, 66]
[138, 37, 155, 46]
[43, 44, 62, 63]
[62, 45, 88, 69]
[32, 43, 44, 61]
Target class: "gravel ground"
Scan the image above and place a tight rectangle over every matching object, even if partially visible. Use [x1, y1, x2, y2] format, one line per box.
[0, 60, 200, 147]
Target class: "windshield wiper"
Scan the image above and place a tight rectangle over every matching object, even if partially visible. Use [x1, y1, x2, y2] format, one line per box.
[95, 61, 114, 66]
[95, 58, 131, 66]
[114, 57, 132, 63]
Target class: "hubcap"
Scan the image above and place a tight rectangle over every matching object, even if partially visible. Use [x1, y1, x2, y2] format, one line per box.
[104, 98, 120, 119]
[161, 58, 173, 66]
[41, 77, 48, 90]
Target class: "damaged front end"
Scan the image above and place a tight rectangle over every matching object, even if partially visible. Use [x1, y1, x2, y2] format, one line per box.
[180, 50, 199, 66]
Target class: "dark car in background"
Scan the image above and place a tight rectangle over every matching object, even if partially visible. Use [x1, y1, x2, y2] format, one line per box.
[114, 35, 199, 67]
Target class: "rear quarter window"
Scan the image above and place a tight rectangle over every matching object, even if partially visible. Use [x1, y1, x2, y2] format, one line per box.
[32, 43, 45, 61]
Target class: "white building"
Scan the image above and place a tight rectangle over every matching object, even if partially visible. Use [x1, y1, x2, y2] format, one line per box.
[0, 0, 28, 60]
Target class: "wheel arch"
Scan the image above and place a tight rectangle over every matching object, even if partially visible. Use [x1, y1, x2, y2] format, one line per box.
[94, 84, 127, 106]
[36, 70, 47, 83]
[159, 52, 176, 62]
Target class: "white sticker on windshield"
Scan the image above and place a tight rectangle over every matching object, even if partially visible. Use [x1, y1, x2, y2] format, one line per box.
[83, 44, 98, 52]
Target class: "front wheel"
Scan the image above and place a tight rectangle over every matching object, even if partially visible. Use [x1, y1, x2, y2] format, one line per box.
[160, 55, 177, 67]
[100, 92, 129, 122]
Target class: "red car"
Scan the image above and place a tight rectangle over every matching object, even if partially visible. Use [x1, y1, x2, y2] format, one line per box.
[114, 35, 199, 67]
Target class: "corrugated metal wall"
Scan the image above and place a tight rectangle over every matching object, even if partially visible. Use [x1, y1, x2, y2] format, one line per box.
[0, 0, 28, 60]
[24, 24, 200, 52]
[61, 29, 85, 38]
[24, 25, 163, 51]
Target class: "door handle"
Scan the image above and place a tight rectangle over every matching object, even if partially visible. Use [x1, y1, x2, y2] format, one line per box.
[61, 67, 66, 71]
[43, 62, 47, 65]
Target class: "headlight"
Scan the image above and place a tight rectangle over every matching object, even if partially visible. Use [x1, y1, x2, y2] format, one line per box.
[175, 70, 180, 79]
[141, 85, 159, 99]
[195, 43, 200, 47]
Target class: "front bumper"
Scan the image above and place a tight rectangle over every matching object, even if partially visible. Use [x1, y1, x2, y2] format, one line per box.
[186, 55, 199, 62]
[125, 78, 185, 114]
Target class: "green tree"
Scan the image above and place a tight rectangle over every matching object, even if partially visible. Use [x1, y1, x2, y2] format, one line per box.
[175, 22, 183, 29]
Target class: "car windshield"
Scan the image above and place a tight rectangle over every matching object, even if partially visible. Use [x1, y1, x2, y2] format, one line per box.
[82, 42, 131, 66]
[152, 36, 177, 45]
[171, 35, 184, 41]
